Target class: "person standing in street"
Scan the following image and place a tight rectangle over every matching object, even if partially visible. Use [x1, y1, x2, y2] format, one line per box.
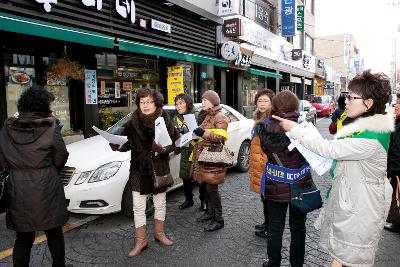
[273, 70, 393, 267]
[384, 91, 400, 233]
[0, 86, 70, 267]
[191, 90, 229, 232]
[110, 88, 179, 257]
[249, 89, 275, 238]
[173, 93, 197, 210]
[256, 91, 314, 267]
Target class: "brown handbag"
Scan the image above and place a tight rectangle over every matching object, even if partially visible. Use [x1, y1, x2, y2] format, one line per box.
[153, 171, 174, 188]
[198, 144, 235, 167]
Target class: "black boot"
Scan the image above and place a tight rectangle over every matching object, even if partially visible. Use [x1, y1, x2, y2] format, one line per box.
[200, 200, 207, 211]
[204, 208, 224, 232]
[384, 223, 400, 233]
[179, 199, 194, 209]
[255, 229, 268, 238]
[196, 208, 214, 222]
[255, 222, 266, 231]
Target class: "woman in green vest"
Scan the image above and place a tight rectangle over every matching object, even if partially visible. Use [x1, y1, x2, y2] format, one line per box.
[273, 70, 394, 267]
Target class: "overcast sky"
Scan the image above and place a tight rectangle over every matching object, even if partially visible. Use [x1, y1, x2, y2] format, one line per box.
[315, 0, 400, 74]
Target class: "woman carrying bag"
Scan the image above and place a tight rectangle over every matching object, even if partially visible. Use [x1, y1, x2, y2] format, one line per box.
[110, 88, 179, 257]
[191, 90, 229, 232]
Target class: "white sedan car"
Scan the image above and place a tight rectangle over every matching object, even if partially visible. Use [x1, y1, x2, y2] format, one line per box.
[62, 104, 254, 217]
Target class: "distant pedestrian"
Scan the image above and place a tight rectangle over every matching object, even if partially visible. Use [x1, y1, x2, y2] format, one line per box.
[191, 90, 229, 232]
[256, 91, 314, 267]
[109, 88, 179, 256]
[329, 95, 353, 134]
[0, 86, 69, 267]
[173, 93, 204, 210]
[385, 91, 400, 233]
[274, 70, 393, 267]
[249, 89, 275, 238]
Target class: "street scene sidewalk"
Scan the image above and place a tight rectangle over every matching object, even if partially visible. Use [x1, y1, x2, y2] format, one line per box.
[1, 119, 399, 267]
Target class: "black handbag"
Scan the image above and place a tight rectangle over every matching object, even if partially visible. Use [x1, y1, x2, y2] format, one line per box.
[290, 182, 323, 215]
[0, 169, 9, 213]
[271, 153, 323, 215]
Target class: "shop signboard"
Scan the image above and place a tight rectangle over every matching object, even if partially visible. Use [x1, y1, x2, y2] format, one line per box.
[292, 49, 302, 60]
[218, 0, 239, 16]
[151, 19, 171, 34]
[296, 4, 304, 31]
[221, 41, 240, 60]
[167, 66, 184, 105]
[84, 69, 98, 105]
[97, 81, 128, 107]
[230, 47, 253, 70]
[255, 0, 272, 29]
[222, 18, 241, 37]
[343, 34, 350, 65]
[281, 0, 296, 37]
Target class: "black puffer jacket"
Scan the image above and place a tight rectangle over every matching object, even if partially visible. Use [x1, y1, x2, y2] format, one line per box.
[256, 112, 313, 203]
[388, 118, 400, 178]
[0, 113, 69, 232]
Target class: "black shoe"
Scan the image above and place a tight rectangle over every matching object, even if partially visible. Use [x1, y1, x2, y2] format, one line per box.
[255, 222, 266, 231]
[384, 223, 400, 233]
[200, 200, 207, 211]
[196, 209, 214, 222]
[204, 220, 224, 232]
[255, 230, 267, 238]
[179, 199, 194, 209]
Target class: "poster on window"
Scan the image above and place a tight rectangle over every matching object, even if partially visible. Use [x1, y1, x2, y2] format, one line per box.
[167, 66, 184, 105]
[46, 85, 71, 131]
[84, 69, 98, 104]
[97, 81, 128, 107]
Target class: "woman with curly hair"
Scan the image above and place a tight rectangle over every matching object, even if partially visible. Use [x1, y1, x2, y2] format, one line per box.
[274, 70, 394, 267]
[0, 86, 69, 267]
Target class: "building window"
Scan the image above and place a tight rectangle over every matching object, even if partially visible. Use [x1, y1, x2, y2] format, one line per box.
[242, 72, 266, 118]
[305, 0, 314, 15]
[244, 0, 275, 32]
[305, 34, 313, 55]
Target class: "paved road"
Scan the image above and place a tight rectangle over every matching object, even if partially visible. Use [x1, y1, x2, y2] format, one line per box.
[1, 117, 399, 267]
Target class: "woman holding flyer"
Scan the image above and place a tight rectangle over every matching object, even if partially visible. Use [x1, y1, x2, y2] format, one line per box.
[273, 70, 393, 267]
[109, 88, 179, 257]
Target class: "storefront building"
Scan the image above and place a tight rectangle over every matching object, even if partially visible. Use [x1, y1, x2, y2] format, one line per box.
[0, 0, 225, 135]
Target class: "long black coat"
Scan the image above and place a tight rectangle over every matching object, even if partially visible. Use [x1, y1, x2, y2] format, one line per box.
[121, 109, 179, 195]
[388, 118, 400, 178]
[173, 113, 194, 181]
[0, 113, 69, 232]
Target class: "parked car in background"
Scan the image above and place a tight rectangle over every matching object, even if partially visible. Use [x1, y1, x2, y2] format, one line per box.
[299, 100, 317, 125]
[62, 104, 254, 217]
[310, 95, 335, 117]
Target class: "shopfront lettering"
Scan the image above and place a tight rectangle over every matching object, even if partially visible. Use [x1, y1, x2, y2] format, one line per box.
[13, 54, 35, 66]
[82, 0, 102, 10]
[151, 19, 171, 33]
[222, 18, 241, 37]
[116, 0, 136, 23]
[35, 0, 57, 13]
[229, 47, 253, 70]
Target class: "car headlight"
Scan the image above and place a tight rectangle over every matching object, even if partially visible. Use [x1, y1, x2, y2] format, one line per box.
[75, 171, 93, 185]
[88, 161, 122, 183]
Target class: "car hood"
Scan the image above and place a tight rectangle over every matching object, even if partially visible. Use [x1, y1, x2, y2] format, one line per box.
[65, 135, 130, 173]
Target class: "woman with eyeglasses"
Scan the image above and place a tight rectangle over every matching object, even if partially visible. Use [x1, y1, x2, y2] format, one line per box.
[273, 70, 394, 267]
[249, 89, 275, 239]
[109, 88, 179, 257]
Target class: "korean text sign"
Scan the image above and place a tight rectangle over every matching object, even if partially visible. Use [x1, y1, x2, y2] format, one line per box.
[85, 69, 98, 105]
[281, 0, 296, 37]
[167, 66, 184, 105]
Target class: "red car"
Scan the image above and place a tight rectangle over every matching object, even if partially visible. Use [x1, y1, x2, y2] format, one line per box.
[310, 95, 335, 117]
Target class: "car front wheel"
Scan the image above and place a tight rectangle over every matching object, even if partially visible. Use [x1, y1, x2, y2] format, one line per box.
[236, 141, 250, 172]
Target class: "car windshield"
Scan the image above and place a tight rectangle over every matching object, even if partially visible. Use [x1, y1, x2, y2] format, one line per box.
[313, 96, 330, 104]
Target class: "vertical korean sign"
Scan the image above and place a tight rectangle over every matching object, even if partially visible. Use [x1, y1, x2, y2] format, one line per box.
[281, 0, 296, 37]
[85, 69, 98, 104]
[296, 4, 304, 31]
[167, 66, 184, 105]
[343, 34, 350, 65]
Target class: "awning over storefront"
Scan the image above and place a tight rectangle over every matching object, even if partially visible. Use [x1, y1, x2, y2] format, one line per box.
[118, 40, 228, 68]
[0, 11, 227, 67]
[249, 68, 282, 79]
[0, 12, 114, 49]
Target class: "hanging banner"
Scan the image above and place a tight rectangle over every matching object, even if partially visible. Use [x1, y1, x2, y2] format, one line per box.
[281, 0, 296, 37]
[167, 66, 184, 104]
[84, 69, 98, 104]
[297, 5, 304, 31]
[343, 34, 350, 65]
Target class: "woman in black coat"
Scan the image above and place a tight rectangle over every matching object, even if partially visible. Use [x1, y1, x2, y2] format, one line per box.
[0, 86, 69, 267]
[110, 88, 179, 257]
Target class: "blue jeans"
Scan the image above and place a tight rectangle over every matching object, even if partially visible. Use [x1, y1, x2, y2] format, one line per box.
[266, 200, 306, 267]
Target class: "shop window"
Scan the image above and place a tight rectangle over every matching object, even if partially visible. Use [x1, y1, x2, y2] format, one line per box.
[4, 53, 36, 118]
[242, 73, 266, 118]
[305, 34, 313, 55]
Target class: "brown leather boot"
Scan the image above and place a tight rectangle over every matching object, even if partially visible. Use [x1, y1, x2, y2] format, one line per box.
[128, 225, 148, 257]
[153, 219, 173, 246]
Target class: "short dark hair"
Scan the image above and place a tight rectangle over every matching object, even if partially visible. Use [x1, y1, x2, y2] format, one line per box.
[272, 90, 299, 117]
[348, 70, 391, 116]
[135, 88, 164, 108]
[254, 89, 275, 105]
[17, 85, 55, 113]
[174, 93, 194, 113]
